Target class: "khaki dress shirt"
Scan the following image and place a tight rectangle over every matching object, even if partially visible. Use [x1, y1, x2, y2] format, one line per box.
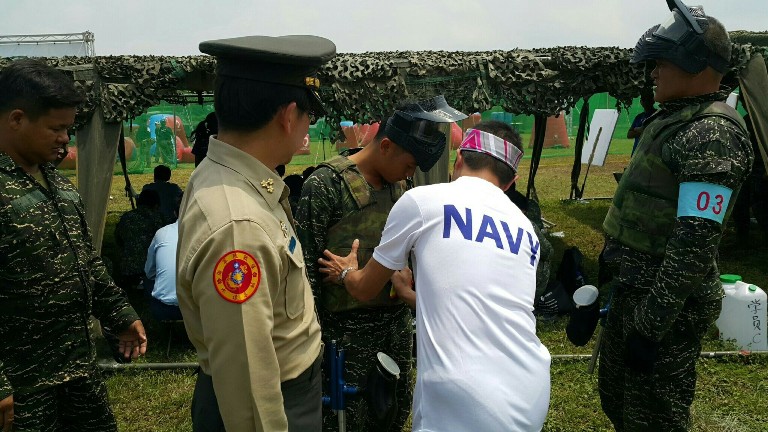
[177, 137, 321, 432]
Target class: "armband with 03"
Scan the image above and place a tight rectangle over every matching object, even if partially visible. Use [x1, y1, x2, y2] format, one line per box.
[338, 267, 356, 284]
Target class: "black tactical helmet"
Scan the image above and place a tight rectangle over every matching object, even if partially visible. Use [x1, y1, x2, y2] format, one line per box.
[631, 0, 729, 74]
[383, 95, 467, 172]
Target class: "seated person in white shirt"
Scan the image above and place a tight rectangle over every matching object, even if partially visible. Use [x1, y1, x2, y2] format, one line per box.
[144, 200, 183, 321]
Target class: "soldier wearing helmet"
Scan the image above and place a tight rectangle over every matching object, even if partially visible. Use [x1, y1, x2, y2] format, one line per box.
[599, 1, 754, 430]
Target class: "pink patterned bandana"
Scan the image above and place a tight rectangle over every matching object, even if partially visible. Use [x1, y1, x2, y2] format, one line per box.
[459, 128, 524, 172]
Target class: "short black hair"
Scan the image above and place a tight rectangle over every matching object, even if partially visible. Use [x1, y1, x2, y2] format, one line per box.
[703, 16, 732, 69]
[302, 166, 316, 180]
[461, 120, 520, 185]
[213, 75, 311, 132]
[0, 59, 83, 119]
[283, 174, 304, 198]
[137, 189, 160, 208]
[154, 165, 172, 182]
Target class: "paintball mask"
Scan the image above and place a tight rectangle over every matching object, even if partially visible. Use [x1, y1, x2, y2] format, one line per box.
[366, 352, 401, 431]
[631, 0, 729, 74]
[384, 95, 467, 172]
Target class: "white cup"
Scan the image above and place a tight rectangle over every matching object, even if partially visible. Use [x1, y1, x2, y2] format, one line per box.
[573, 285, 599, 308]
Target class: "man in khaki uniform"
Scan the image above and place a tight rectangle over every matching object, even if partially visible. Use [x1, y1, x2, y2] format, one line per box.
[176, 35, 336, 432]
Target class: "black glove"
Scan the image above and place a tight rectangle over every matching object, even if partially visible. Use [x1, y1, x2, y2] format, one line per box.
[625, 330, 658, 374]
[534, 291, 559, 316]
[534, 281, 574, 317]
[566, 300, 600, 347]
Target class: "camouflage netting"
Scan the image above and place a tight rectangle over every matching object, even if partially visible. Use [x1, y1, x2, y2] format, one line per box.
[0, 55, 216, 130]
[0, 40, 766, 140]
[319, 47, 647, 129]
[730, 31, 768, 48]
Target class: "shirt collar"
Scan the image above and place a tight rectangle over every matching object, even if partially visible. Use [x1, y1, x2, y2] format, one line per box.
[206, 137, 287, 210]
[0, 150, 55, 181]
[0, 151, 15, 173]
[659, 90, 729, 113]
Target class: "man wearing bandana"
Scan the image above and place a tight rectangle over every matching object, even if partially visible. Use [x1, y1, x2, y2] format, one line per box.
[296, 95, 466, 432]
[317, 121, 551, 432]
[599, 1, 753, 430]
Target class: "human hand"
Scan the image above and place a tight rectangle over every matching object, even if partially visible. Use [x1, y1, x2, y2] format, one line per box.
[391, 267, 415, 308]
[625, 330, 658, 374]
[391, 268, 413, 296]
[118, 320, 148, 361]
[0, 394, 12, 432]
[318, 239, 359, 284]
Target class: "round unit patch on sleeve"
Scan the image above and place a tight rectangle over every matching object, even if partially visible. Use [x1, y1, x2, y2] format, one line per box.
[213, 250, 261, 303]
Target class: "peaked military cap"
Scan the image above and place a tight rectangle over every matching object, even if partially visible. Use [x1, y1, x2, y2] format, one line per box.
[199, 35, 336, 114]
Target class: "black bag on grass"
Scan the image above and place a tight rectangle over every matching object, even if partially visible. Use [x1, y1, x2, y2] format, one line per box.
[556, 246, 587, 298]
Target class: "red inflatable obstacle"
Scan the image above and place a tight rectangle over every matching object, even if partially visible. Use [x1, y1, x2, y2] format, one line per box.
[56, 137, 137, 170]
[460, 113, 482, 131]
[339, 121, 381, 149]
[164, 116, 190, 148]
[449, 123, 463, 149]
[177, 138, 195, 163]
[295, 134, 311, 155]
[529, 114, 570, 148]
[57, 146, 77, 170]
[362, 122, 379, 145]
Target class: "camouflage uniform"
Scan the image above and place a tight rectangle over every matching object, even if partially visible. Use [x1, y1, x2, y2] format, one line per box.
[155, 124, 175, 166]
[505, 189, 552, 297]
[114, 205, 164, 287]
[599, 92, 753, 431]
[0, 152, 140, 430]
[524, 197, 553, 298]
[296, 154, 413, 432]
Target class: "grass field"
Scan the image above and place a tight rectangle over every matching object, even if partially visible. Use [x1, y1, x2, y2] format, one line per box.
[83, 137, 768, 431]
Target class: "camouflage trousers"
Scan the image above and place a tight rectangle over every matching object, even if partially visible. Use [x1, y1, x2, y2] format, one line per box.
[12, 375, 117, 432]
[598, 282, 721, 431]
[319, 305, 413, 432]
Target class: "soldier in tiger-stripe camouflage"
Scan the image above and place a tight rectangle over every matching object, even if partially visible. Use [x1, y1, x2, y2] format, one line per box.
[0, 59, 146, 432]
[598, 4, 754, 431]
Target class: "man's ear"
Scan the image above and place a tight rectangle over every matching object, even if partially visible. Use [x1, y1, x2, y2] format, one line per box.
[7, 109, 26, 130]
[379, 137, 393, 155]
[454, 150, 464, 169]
[501, 174, 519, 192]
[276, 102, 299, 133]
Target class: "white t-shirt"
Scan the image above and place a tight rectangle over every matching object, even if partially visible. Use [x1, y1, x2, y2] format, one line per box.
[373, 176, 551, 432]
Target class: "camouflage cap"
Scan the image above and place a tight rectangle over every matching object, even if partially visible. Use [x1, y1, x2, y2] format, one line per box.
[199, 35, 336, 114]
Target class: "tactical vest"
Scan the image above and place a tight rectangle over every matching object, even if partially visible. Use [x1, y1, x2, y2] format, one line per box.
[319, 156, 408, 312]
[604, 101, 747, 257]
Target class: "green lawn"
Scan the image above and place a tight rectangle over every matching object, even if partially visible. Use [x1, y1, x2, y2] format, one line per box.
[85, 139, 768, 432]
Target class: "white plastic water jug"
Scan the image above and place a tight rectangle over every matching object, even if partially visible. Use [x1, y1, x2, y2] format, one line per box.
[716, 278, 768, 351]
[720, 274, 741, 294]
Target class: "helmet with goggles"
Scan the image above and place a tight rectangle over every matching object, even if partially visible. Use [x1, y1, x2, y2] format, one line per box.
[631, 0, 730, 74]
